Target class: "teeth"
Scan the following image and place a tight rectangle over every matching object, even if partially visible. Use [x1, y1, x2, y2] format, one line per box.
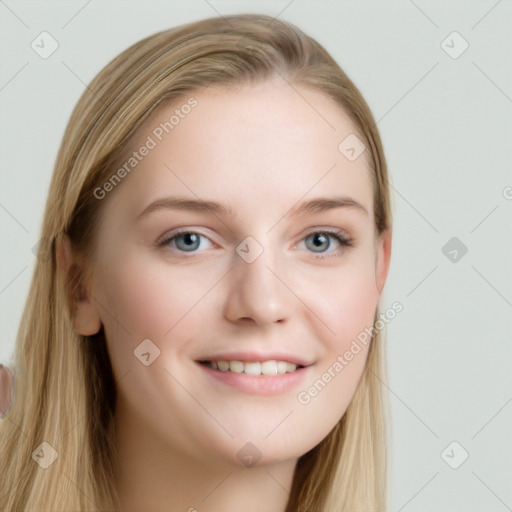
[216, 360, 228, 371]
[243, 361, 261, 376]
[204, 359, 298, 375]
[229, 360, 244, 373]
[261, 360, 277, 376]
[277, 361, 287, 374]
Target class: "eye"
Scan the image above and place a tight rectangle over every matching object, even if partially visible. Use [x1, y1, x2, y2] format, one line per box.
[157, 229, 214, 253]
[299, 229, 353, 258]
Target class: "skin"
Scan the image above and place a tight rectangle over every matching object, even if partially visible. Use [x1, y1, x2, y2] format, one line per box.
[63, 78, 391, 512]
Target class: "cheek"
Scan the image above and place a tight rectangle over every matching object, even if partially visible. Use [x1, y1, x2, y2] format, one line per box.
[98, 254, 203, 332]
[292, 253, 380, 438]
[94, 253, 224, 370]
[307, 251, 380, 349]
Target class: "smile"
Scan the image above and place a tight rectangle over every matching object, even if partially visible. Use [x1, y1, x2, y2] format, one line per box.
[199, 360, 302, 376]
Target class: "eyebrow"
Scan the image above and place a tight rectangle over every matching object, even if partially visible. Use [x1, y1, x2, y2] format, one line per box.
[136, 196, 234, 220]
[136, 194, 368, 221]
[289, 196, 368, 217]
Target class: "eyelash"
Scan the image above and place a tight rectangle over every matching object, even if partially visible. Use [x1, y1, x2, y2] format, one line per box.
[297, 228, 353, 259]
[157, 227, 353, 259]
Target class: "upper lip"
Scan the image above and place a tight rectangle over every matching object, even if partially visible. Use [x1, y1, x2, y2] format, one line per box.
[196, 351, 313, 368]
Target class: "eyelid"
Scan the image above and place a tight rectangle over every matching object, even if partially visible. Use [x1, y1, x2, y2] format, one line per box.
[156, 226, 354, 255]
[297, 226, 353, 246]
[301, 226, 352, 241]
[295, 227, 353, 256]
[156, 227, 217, 249]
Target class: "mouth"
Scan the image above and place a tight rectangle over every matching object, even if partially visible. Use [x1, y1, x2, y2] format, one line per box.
[196, 357, 311, 396]
[198, 359, 305, 376]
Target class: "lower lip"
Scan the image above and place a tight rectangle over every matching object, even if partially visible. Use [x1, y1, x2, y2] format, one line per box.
[197, 362, 311, 396]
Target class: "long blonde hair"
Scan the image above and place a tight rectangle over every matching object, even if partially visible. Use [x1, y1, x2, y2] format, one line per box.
[0, 13, 392, 511]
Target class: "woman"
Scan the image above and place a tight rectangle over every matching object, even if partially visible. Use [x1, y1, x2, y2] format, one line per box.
[0, 13, 392, 511]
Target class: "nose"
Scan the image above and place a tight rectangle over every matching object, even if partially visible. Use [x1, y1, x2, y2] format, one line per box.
[223, 240, 295, 327]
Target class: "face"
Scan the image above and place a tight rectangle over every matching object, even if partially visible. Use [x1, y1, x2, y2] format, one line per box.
[75, 79, 391, 468]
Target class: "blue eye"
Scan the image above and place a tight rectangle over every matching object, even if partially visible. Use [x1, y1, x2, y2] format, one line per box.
[173, 232, 201, 251]
[302, 230, 352, 257]
[305, 232, 331, 252]
[158, 230, 213, 252]
[158, 228, 352, 257]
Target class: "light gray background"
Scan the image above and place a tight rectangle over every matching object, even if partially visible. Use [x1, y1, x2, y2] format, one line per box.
[1, 1, 511, 511]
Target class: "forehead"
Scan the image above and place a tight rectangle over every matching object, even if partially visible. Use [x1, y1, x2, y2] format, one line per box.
[108, 80, 374, 224]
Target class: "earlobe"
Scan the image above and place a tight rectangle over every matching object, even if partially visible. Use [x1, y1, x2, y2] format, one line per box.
[56, 234, 102, 336]
[375, 229, 392, 294]
[73, 301, 102, 336]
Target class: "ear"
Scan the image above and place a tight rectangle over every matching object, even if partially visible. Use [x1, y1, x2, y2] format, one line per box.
[374, 229, 392, 295]
[56, 234, 102, 336]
